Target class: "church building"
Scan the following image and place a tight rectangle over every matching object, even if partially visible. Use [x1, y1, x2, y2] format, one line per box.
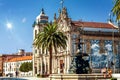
[32, 7, 120, 76]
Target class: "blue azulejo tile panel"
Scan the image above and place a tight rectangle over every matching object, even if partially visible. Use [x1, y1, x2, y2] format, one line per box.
[89, 40, 120, 69]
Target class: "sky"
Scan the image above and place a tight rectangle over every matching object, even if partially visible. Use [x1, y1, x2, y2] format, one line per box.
[0, 0, 114, 54]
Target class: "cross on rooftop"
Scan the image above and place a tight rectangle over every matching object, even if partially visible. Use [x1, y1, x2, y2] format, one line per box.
[60, 0, 64, 8]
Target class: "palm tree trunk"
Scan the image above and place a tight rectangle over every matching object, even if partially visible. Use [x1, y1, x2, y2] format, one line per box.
[49, 46, 52, 74]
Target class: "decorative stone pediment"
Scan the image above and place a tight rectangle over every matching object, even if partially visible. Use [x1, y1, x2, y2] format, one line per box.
[57, 19, 71, 32]
[54, 7, 72, 32]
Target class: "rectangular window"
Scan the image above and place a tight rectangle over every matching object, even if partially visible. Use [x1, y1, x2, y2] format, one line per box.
[46, 49, 48, 55]
[35, 30, 37, 38]
[72, 42, 76, 55]
[35, 49, 37, 54]
[39, 49, 41, 54]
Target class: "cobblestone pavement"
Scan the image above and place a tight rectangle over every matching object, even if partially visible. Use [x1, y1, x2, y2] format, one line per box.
[1, 76, 120, 80]
[0, 77, 49, 80]
[20, 77, 49, 80]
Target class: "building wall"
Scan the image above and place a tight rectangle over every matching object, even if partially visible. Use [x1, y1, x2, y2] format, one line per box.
[4, 60, 32, 77]
[0, 55, 3, 76]
[0, 55, 22, 76]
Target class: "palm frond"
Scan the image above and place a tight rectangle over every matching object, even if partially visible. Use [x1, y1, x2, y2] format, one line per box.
[112, 0, 120, 21]
[34, 23, 68, 53]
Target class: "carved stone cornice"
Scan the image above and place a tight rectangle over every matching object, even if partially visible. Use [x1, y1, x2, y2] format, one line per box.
[82, 35, 119, 41]
[82, 31, 119, 37]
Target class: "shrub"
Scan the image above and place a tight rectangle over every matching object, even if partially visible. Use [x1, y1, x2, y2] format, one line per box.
[111, 78, 117, 80]
[37, 74, 40, 77]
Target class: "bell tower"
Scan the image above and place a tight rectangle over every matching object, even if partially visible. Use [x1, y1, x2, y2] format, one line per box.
[36, 8, 48, 24]
[33, 8, 48, 40]
[32, 8, 48, 76]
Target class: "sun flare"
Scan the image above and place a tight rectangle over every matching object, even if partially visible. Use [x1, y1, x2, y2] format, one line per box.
[6, 22, 12, 29]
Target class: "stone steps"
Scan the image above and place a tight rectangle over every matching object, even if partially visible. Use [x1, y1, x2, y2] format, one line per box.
[49, 74, 111, 80]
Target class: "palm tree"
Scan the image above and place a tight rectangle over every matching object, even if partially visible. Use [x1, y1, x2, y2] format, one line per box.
[112, 0, 120, 21]
[33, 23, 68, 74]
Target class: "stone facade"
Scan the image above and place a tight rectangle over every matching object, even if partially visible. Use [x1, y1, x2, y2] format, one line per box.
[32, 7, 120, 76]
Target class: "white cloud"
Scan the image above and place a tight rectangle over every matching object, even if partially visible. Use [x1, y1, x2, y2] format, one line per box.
[22, 17, 26, 23]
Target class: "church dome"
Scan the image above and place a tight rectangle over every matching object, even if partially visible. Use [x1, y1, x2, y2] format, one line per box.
[36, 8, 48, 24]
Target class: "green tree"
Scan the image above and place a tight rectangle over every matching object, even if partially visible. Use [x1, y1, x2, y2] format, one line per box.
[33, 23, 68, 74]
[19, 62, 32, 72]
[28, 62, 33, 71]
[112, 0, 120, 21]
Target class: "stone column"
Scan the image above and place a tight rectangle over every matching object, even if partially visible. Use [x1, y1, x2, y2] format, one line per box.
[66, 55, 70, 73]
[56, 56, 59, 74]
[32, 48, 35, 76]
[57, 57, 60, 74]
[40, 57, 43, 75]
[64, 55, 67, 73]
[46, 57, 48, 74]
[55, 57, 57, 73]
[45, 58, 47, 74]
[37, 59, 39, 74]
[52, 56, 54, 73]
[38, 58, 41, 74]
[46, 57, 49, 75]
[54, 57, 56, 73]
[44, 56, 46, 75]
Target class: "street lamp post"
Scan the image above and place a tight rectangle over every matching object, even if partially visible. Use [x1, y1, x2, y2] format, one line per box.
[118, 21, 120, 73]
[90, 51, 92, 71]
[112, 27, 116, 73]
[105, 47, 109, 72]
[106, 49, 109, 71]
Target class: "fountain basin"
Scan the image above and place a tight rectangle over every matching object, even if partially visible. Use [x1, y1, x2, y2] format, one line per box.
[49, 74, 111, 80]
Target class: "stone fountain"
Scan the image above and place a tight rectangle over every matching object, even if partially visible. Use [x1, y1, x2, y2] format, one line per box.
[49, 43, 110, 80]
[69, 51, 90, 74]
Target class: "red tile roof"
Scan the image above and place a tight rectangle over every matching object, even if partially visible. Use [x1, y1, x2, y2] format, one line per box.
[7, 56, 32, 62]
[72, 21, 117, 29]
